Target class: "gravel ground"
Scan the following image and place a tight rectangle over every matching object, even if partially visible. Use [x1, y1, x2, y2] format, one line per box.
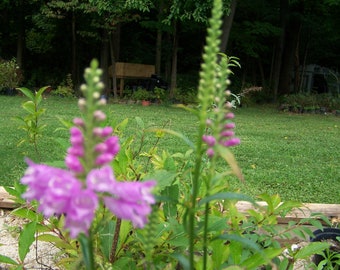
[0, 210, 59, 269]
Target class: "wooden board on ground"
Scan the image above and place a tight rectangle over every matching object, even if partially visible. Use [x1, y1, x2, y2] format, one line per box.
[0, 186, 339, 225]
[235, 201, 340, 225]
[0, 186, 16, 209]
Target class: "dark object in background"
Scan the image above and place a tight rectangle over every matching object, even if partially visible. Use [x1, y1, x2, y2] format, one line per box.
[146, 74, 168, 91]
[310, 228, 340, 268]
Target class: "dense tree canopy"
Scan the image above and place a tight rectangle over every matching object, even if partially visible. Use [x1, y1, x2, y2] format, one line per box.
[0, 0, 339, 100]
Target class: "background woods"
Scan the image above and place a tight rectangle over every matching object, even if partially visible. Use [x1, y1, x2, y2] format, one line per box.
[0, 0, 339, 101]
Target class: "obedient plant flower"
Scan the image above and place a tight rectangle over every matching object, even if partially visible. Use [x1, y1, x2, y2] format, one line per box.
[20, 60, 156, 238]
[202, 110, 240, 157]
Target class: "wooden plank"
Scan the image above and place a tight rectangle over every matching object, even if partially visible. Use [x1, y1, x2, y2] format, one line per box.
[235, 201, 340, 224]
[0, 186, 16, 209]
[1, 185, 339, 225]
[109, 62, 155, 79]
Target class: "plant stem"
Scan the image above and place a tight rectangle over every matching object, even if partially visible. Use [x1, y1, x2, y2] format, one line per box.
[188, 119, 205, 269]
[110, 218, 122, 263]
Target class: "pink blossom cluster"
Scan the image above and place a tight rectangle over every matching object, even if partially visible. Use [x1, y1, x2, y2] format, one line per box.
[202, 112, 240, 157]
[21, 110, 156, 238]
[65, 117, 120, 174]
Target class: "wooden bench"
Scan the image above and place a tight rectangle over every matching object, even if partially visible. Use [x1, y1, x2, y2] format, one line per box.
[109, 62, 155, 97]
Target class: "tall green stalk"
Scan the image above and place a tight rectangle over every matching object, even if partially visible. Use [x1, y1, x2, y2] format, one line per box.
[188, 0, 224, 268]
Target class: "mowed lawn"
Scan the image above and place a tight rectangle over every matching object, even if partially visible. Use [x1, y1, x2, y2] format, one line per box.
[0, 95, 339, 204]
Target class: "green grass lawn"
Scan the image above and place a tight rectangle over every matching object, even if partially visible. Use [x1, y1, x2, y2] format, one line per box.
[1, 95, 339, 204]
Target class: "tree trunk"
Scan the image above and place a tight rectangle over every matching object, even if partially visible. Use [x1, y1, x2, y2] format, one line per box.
[278, 4, 303, 96]
[219, 0, 237, 53]
[170, 20, 178, 99]
[16, 0, 24, 69]
[100, 30, 109, 98]
[71, 11, 78, 88]
[155, 0, 164, 75]
[109, 25, 121, 100]
[271, 0, 288, 101]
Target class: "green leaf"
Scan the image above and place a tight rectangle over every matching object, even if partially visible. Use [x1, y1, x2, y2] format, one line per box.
[198, 192, 255, 206]
[217, 234, 263, 254]
[172, 253, 190, 270]
[0, 254, 19, 265]
[153, 128, 195, 149]
[216, 145, 244, 182]
[37, 234, 74, 250]
[162, 184, 179, 219]
[294, 242, 330, 259]
[19, 221, 36, 262]
[79, 233, 95, 270]
[12, 208, 43, 222]
[17, 87, 35, 100]
[135, 116, 145, 129]
[99, 220, 115, 260]
[240, 247, 283, 268]
[146, 170, 177, 191]
[35, 86, 49, 105]
[22, 101, 35, 114]
[112, 256, 136, 270]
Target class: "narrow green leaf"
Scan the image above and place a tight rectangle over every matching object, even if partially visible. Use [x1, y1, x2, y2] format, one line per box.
[217, 234, 263, 254]
[37, 234, 74, 250]
[17, 87, 35, 100]
[79, 233, 94, 270]
[35, 86, 49, 104]
[172, 253, 190, 270]
[19, 221, 36, 262]
[0, 254, 19, 265]
[216, 145, 244, 182]
[152, 128, 195, 149]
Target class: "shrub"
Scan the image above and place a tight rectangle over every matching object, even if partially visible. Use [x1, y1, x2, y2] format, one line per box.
[0, 58, 23, 93]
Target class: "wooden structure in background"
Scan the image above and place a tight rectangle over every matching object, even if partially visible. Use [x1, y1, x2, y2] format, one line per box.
[109, 62, 155, 96]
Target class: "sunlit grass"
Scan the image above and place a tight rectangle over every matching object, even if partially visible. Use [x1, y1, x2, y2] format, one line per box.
[0, 96, 339, 203]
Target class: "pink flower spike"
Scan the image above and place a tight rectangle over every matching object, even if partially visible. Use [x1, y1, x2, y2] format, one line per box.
[221, 131, 235, 137]
[94, 143, 107, 153]
[68, 145, 84, 157]
[70, 127, 84, 145]
[65, 155, 84, 173]
[101, 126, 113, 137]
[93, 127, 103, 137]
[73, 117, 84, 127]
[224, 122, 236, 129]
[86, 166, 116, 193]
[65, 189, 98, 238]
[39, 174, 81, 217]
[95, 153, 114, 166]
[93, 110, 106, 121]
[206, 148, 215, 157]
[225, 112, 235, 119]
[104, 180, 156, 228]
[202, 135, 216, 147]
[104, 196, 153, 228]
[223, 137, 241, 147]
[105, 136, 120, 156]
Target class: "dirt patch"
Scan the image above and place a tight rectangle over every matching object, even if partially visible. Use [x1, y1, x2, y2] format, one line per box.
[0, 209, 59, 269]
